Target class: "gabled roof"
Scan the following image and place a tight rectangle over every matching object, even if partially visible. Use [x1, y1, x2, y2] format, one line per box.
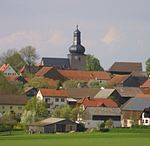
[109, 62, 142, 73]
[94, 89, 116, 98]
[108, 75, 130, 86]
[78, 98, 118, 108]
[0, 64, 10, 72]
[67, 88, 100, 99]
[41, 57, 70, 69]
[121, 97, 150, 111]
[29, 117, 66, 126]
[115, 87, 142, 98]
[58, 70, 111, 81]
[0, 94, 28, 105]
[35, 67, 54, 76]
[39, 88, 69, 97]
[84, 107, 121, 116]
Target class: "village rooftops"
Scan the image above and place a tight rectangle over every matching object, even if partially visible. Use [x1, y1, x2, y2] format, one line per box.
[58, 69, 111, 81]
[78, 98, 118, 108]
[121, 97, 150, 111]
[109, 62, 142, 74]
[83, 106, 121, 116]
[29, 117, 67, 126]
[39, 88, 69, 97]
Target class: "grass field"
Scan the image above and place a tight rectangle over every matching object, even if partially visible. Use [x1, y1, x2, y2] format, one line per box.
[0, 128, 150, 146]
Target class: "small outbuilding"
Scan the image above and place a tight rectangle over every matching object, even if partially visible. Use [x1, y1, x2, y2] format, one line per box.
[28, 117, 77, 133]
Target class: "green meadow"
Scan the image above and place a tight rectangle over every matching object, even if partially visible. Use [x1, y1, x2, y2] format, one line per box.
[0, 128, 150, 146]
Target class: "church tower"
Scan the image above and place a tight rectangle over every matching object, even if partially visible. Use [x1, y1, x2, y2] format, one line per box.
[68, 26, 86, 70]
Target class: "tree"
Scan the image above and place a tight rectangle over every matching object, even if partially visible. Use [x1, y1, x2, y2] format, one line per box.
[146, 58, 150, 71]
[0, 112, 17, 135]
[86, 54, 104, 71]
[63, 80, 82, 89]
[0, 49, 25, 72]
[52, 106, 80, 121]
[0, 73, 24, 95]
[87, 80, 108, 88]
[20, 46, 39, 66]
[24, 97, 48, 119]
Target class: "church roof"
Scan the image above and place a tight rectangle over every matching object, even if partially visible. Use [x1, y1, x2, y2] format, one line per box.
[41, 57, 70, 69]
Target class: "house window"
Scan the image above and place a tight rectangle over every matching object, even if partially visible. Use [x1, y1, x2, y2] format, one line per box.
[55, 98, 59, 102]
[10, 106, 13, 110]
[61, 98, 65, 102]
[145, 120, 148, 123]
[2, 106, 5, 109]
[18, 107, 22, 110]
[45, 98, 50, 103]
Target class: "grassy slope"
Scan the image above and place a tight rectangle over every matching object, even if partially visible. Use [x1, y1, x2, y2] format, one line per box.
[0, 129, 150, 146]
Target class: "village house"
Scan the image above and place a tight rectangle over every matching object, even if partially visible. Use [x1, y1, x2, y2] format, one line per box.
[80, 107, 121, 129]
[36, 88, 70, 113]
[77, 97, 120, 128]
[142, 107, 150, 126]
[108, 62, 142, 75]
[121, 97, 150, 127]
[28, 117, 77, 133]
[0, 94, 28, 116]
[67, 88, 100, 100]
[115, 87, 143, 105]
[109, 72, 148, 87]
[0, 64, 18, 76]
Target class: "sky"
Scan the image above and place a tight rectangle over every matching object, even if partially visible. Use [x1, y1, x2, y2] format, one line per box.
[0, 0, 150, 70]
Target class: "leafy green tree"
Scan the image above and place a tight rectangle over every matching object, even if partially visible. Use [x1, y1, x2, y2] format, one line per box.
[0, 112, 17, 135]
[52, 106, 80, 121]
[21, 110, 36, 126]
[24, 97, 48, 118]
[0, 49, 25, 72]
[87, 80, 108, 88]
[20, 46, 39, 66]
[86, 54, 104, 71]
[26, 78, 50, 89]
[0, 73, 24, 95]
[146, 58, 150, 71]
[105, 119, 113, 128]
[63, 80, 81, 89]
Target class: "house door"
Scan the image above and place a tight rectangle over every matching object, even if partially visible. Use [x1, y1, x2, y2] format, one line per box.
[56, 124, 66, 132]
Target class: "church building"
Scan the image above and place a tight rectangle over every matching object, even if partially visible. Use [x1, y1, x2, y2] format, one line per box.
[41, 26, 87, 70]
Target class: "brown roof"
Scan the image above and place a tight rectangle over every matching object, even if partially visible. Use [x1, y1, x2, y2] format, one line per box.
[109, 62, 142, 73]
[115, 87, 143, 97]
[67, 88, 100, 99]
[35, 67, 54, 76]
[58, 70, 111, 81]
[136, 93, 150, 98]
[108, 75, 129, 86]
[140, 79, 150, 88]
[0, 95, 28, 105]
[39, 88, 69, 97]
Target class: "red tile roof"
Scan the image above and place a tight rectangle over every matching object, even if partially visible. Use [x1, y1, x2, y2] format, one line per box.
[37, 78, 57, 87]
[39, 88, 69, 97]
[58, 70, 111, 81]
[35, 67, 54, 76]
[109, 75, 129, 86]
[78, 98, 118, 108]
[0, 64, 10, 72]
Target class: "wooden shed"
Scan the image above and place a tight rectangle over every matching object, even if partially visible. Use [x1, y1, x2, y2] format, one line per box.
[28, 117, 77, 133]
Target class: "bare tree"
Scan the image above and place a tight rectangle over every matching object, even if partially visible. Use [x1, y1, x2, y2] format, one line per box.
[20, 46, 39, 66]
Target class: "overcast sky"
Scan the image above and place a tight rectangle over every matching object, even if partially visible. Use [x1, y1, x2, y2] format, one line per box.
[0, 0, 150, 70]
